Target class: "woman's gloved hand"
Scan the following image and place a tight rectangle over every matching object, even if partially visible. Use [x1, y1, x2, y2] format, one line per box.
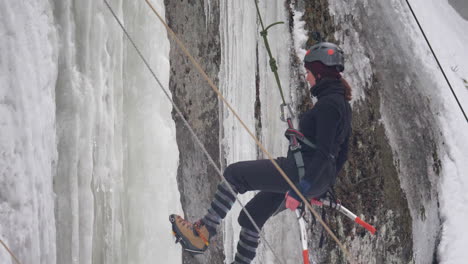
[285, 180, 312, 210]
[285, 192, 301, 210]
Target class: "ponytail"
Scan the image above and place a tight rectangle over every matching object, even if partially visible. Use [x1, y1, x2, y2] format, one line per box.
[340, 77, 352, 101]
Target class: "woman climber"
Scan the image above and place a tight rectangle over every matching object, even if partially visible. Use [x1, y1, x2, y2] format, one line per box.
[170, 41, 353, 264]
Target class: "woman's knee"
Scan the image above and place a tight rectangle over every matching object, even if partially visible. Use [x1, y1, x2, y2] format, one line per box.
[238, 209, 259, 231]
[237, 192, 284, 230]
[224, 162, 247, 193]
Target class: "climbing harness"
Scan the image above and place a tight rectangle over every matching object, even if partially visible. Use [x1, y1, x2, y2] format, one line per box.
[285, 127, 307, 181]
[284, 128, 335, 180]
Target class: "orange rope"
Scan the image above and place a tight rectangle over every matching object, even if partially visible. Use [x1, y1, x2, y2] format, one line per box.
[0, 238, 22, 264]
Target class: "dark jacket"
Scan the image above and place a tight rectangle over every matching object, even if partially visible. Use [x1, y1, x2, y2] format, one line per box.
[292, 78, 352, 198]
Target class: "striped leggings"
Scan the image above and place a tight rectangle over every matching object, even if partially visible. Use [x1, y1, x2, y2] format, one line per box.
[201, 158, 299, 263]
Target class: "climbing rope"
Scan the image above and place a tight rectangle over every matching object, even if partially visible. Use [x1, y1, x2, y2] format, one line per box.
[142, 0, 354, 262]
[252, 0, 287, 106]
[405, 0, 468, 123]
[0, 238, 22, 264]
[103, 1, 286, 263]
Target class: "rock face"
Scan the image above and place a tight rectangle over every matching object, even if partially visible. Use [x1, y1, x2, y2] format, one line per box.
[448, 0, 468, 20]
[295, 0, 442, 263]
[164, 0, 224, 263]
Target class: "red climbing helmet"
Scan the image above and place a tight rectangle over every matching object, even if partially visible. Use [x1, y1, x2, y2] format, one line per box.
[304, 42, 345, 72]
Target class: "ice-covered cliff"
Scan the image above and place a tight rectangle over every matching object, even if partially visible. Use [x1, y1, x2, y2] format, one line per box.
[1, 0, 467, 263]
[1, 0, 181, 263]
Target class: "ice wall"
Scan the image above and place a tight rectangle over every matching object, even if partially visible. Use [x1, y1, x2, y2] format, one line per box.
[53, 0, 182, 263]
[328, 0, 441, 262]
[328, 0, 468, 263]
[409, 1, 468, 263]
[0, 1, 58, 263]
[120, 1, 182, 263]
[218, 1, 258, 262]
[1, 0, 181, 263]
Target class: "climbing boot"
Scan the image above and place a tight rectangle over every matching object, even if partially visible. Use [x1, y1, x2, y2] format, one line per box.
[169, 214, 210, 255]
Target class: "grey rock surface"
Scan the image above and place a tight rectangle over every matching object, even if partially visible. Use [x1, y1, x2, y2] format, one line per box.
[164, 0, 224, 263]
[449, 0, 468, 20]
[296, 0, 442, 263]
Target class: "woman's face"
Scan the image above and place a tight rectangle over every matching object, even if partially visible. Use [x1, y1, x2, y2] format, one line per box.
[306, 69, 316, 87]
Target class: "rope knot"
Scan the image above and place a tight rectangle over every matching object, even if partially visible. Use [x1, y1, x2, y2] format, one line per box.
[269, 58, 277, 72]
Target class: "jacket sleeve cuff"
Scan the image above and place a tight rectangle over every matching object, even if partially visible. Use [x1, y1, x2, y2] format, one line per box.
[289, 179, 312, 201]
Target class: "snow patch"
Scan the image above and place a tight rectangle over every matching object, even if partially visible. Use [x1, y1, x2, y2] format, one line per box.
[328, 0, 373, 103]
